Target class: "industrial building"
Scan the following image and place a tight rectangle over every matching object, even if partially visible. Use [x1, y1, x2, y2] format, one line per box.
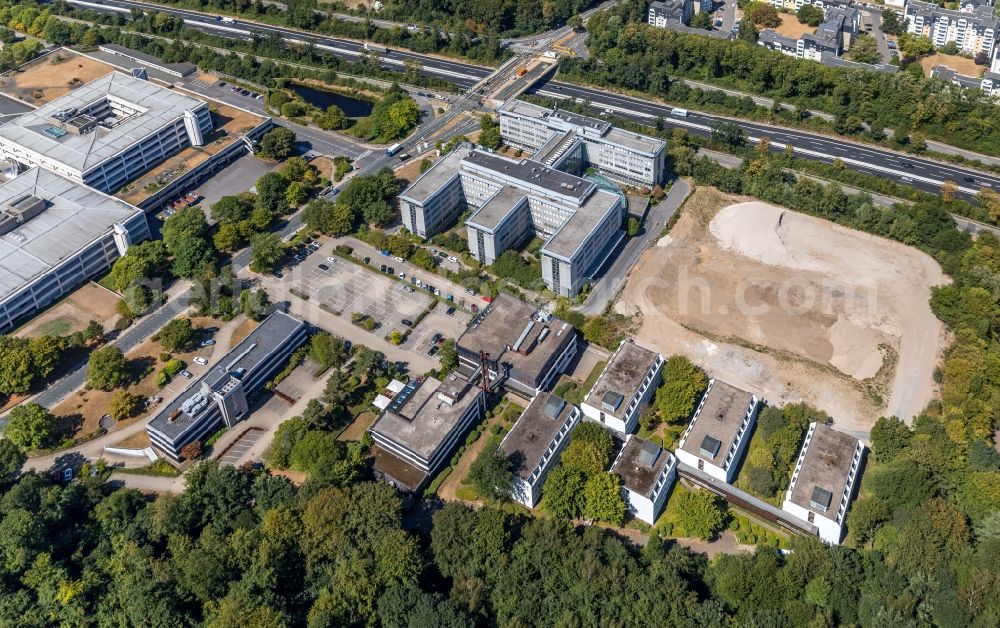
[0, 71, 213, 194]
[456, 293, 577, 397]
[369, 373, 486, 492]
[782, 422, 866, 544]
[611, 435, 677, 525]
[581, 339, 664, 434]
[497, 100, 666, 188]
[499, 393, 581, 508]
[399, 145, 625, 297]
[674, 379, 760, 483]
[146, 311, 308, 461]
[0, 167, 149, 333]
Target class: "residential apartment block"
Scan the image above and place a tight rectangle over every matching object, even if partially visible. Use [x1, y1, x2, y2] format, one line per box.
[456, 293, 577, 397]
[0, 167, 150, 333]
[580, 339, 664, 434]
[759, 5, 860, 61]
[369, 374, 486, 492]
[611, 435, 677, 525]
[498, 100, 666, 188]
[675, 379, 760, 483]
[0, 71, 212, 194]
[399, 145, 626, 297]
[147, 311, 308, 461]
[905, 0, 998, 58]
[648, 0, 692, 27]
[782, 422, 866, 544]
[499, 393, 581, 508]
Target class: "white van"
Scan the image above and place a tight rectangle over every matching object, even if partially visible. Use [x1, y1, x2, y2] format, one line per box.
[670, 108, 689, 117]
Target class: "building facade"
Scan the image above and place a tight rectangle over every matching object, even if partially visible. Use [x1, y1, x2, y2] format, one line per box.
[147, 312, 308, 460]
[0, 72, 213, 194]
[905, 1, 998, 58]
[675, 379, 760, 483]
[782, 422, 866, 544]
[499, 394, 581, 508]
[498, 100, 666, 188]
[0, 167, 150, 332]
[581, 340, 664, 434]
[612, 435, 677, 524]
[759, 4, 859, 61]
[400, 145, 626, 297]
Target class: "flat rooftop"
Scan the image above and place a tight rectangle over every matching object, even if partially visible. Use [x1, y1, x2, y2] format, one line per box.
[788, 423, 861, 521]
[584, 341, 660, 420]
[466, 185, 527, 231]
[541, 188, 621, 260]
[679, 380, 755, 465]
[0, 71, 205, 173]
[148, 312, 304, 440]
[0, 167, 143, 303]
[463, 150, 594, 204]
[612, 436, 673, 498]
[98, 44, 197, 77]
[371, 445, 429, 492]
[499, 393, 575, 481]
[604, 126, 666, 155]
[399, 145, 469, 205]
[369, 373, 483, 461]
[502, 99, 664, 154]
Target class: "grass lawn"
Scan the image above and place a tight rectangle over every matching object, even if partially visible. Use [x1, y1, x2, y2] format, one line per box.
[35, 317, 73, 337]
[553, 360, 606, 405]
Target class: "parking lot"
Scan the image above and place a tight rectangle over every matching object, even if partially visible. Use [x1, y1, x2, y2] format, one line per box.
[291, 255, 433, 334]
[407, 309, 471, 354]
[217, 428, 265, 465]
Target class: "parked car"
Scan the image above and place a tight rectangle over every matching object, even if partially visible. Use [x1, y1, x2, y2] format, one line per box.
[380, 264, 387, 272]
[465, 288, 476, 295]
[483, 296, 493, 303]
[363, 256, 371, 264]
[445, 306, 455, 316]
[403, 285, 414, 293]
[398, 272, 406, 279]
[448, 256, 459, 263]
[431, 332, 443, 344]
[194, 357, 208, 366]
[393, 256, 404, 263]
[201, 339, 216, 347]
[327, 256, 338, 263]
[401, 319, 413, 327]
[319, 264, 330, 271]
[387, 267, 395, 275]
[381, 249, 390, 256]
[180, 370, 193, 379]
[428, 345, 440, 356]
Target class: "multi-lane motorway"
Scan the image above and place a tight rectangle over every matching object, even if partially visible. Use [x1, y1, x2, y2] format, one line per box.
[65, 0, 1000, 201]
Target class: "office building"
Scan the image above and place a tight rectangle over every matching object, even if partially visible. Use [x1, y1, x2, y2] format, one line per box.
[147, 312, 308, 461]
[499, 393, 581, 508]
[782, 422, 865, 544]
[905, 0, 998, 58]
[399, 145, 626, 297]
[97, 44, 197, 78]
[611, 435, 677, 525]
[675, 379, 760, 483]
[498, 100, 666, 188]
[370, 373, 486, 492]
[457, 293, 577, 397]
[581, 340, 664, 434]
[0, 167, 149, 333]
[0, 71, 213, 194]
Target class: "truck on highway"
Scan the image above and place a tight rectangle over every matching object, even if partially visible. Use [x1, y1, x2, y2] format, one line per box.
[364, 42, 389, 54]
[385, 143, 403, 157]
[670, 107, 688, 117]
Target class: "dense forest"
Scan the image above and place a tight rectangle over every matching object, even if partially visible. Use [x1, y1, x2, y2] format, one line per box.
[563, 0, 1000, 157]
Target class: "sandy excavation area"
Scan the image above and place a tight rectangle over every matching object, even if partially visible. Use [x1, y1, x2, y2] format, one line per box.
[619, 189, 947, 436]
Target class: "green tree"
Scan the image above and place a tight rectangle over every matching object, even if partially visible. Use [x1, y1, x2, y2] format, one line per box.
[240, 289, 271, 321]
[0, 438, 25, 481]
[308, 332, 347, 370]
[255, 172, 291, 215]
[674, 488, 726, 540]
[250, 232, 284, 274]
[170, 236, 216, 278]
[285, 181, 307, 207]
[0, 335, 61, 396]
[796, 4, 824, 26]
[110, 240, 168, 292]
[654, 356, 708, 424]
[583, 472, 625, 525]
[690, 11, 714, 30]
[155, 318, 195, 352]
[542, 465, 586, 518]
[478, 115, 502, 150]
[257, 126, 296, 159]
[87, 345, 129, 391]
[4, 403, 54, 451]
[109, 389, 143, 421]
[314, 104, 348, 130]
[869, 416, 911, 463]
[213, 223, 243, 253]
[746, 2, 780, 27]
[899, 33, 934, 58]
[847, 35, 881, 64]
[438, 338, 458, 373]
[467, 447, 513, 502]
[210, 195, 253, 224]
[627, 216, 640, 236]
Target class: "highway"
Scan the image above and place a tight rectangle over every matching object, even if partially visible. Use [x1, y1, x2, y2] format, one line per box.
[64, 0, 1000, 202]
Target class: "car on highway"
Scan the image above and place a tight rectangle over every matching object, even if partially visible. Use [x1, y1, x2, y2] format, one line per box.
[901, 176, 914, 183]
[964, 176, 976, 183]
[901, 162, 914, 169]
[194, 357, 208, 366]
[180, 370, 193, 379]
[327, 256, 337, 263]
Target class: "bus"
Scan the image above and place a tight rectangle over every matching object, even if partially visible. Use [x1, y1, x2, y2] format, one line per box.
[385, 143, 402, 157]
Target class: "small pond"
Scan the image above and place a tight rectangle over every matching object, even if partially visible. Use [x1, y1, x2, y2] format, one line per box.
[289, 84, 374, 118]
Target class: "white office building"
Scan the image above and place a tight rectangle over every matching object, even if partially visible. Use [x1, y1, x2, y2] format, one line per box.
[581, 339, 664, 434]
[675, 379, 760, 483]
[0, 71, 212, 194]
[498, 100, 666, 188]
[399, 146, 626, 297]
[499, 393, 581, 508]
[905, 1, 998, 58]
[782, 422, 865, 544]
[0, 167, 149, 332]
[611, 435, 677, 525]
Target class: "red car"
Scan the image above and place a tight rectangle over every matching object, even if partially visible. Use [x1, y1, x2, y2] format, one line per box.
[482, 296, 492, 303]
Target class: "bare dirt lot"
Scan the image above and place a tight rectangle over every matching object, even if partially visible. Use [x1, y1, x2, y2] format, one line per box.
[618, 188, 947, 436]
[773, 15, 815, 40]
[920, 53, 984, 78]
[16, 283, 119, 339]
